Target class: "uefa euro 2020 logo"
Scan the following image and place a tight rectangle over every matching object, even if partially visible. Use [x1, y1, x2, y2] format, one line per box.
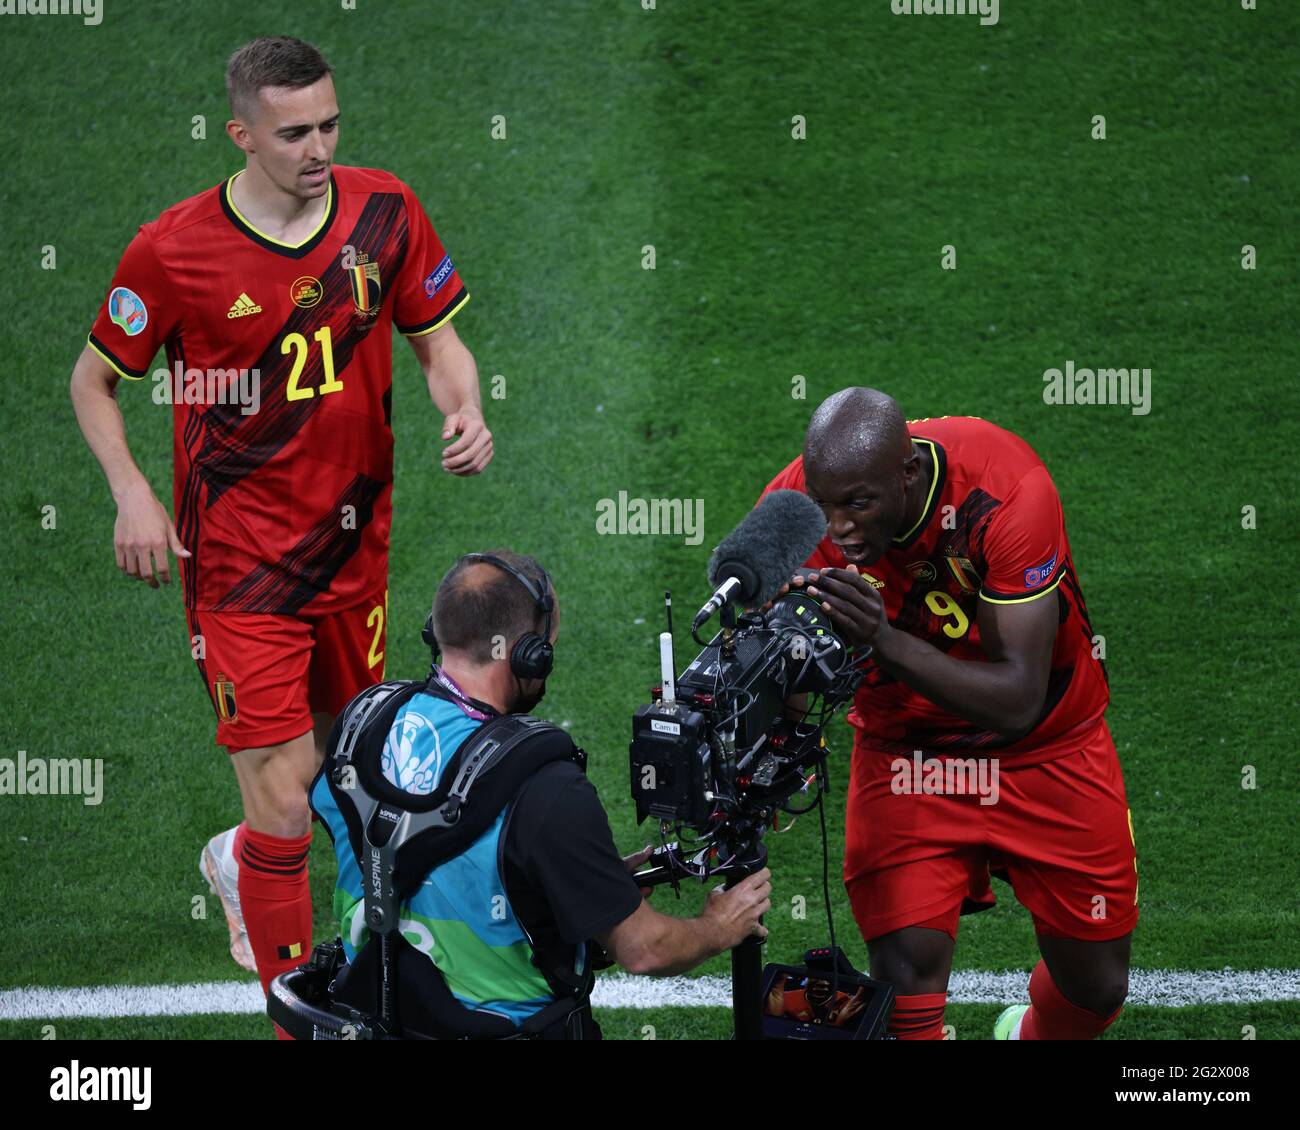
[108, 286, 148, 337]
[381, 711, 443, 796]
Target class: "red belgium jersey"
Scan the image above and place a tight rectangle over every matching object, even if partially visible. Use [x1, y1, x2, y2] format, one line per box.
[760, 416, 1109, 765]
[87, 165, 469, 614]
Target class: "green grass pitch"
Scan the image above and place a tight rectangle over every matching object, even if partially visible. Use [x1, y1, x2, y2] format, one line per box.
[0, 0, 1296, 1040]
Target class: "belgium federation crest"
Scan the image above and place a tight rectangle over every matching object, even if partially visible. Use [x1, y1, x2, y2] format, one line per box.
[348, 260, 382, 317]
[944, 553, 981, 595]
[213, 675, 237, 722]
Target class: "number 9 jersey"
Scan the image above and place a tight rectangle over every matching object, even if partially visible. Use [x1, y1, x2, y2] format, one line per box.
[760, 415, 1110, 767]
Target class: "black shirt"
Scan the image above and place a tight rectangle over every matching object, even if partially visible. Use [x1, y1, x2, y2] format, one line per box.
[501, 760, 644, 978]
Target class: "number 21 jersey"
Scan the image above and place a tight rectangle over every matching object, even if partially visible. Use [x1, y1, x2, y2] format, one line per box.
[88, 165, 469, 614]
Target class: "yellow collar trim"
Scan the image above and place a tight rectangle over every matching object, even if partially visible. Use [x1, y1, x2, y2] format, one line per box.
[225, 169, 333, 249]
[893, 437, 942, 545]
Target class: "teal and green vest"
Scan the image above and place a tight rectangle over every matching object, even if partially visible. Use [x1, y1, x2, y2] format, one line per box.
[311, 688, 557, 1025]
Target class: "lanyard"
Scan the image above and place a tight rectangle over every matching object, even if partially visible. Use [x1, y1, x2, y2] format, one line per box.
[431, 666, 494, 722]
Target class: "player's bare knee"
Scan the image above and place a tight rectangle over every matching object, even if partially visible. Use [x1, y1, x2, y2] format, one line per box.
[243, 772, 312, 837]
[1088, 973, 1128, 1017]
[1068, 972, 1128, 1018]
[263, 788, 311, 836]
[869, 929, 951, 993]
[880, 966, 948, 995]
[905, 955, 951, 991]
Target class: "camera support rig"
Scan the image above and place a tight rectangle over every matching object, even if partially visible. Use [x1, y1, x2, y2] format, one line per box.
[630, 596, 865, 1039]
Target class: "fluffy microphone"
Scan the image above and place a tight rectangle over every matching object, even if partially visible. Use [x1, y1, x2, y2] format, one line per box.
[693, 489, 828, 630]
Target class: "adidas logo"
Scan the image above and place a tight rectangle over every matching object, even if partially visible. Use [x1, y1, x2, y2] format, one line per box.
[226, 293, 263, 319]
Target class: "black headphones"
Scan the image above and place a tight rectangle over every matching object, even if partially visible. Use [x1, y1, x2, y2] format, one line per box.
[422, 553, 555, 681]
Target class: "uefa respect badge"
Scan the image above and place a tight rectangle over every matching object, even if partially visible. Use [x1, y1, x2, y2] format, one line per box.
[1023, 553, 1058, 589]
[423, 255, 454, 299]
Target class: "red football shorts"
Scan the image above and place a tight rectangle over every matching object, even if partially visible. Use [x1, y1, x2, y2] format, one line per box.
[843, 719, 1138, 943]
[185, 588, 389, 752]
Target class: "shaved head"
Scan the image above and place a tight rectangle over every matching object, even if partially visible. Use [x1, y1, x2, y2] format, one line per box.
[804, 387, 911, 480]
[800, 387, 929, 567]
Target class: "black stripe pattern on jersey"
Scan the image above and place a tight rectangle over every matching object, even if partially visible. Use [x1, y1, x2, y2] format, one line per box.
[175, 193, 408, 610]
[213, 473, 387, 614]
[1059, 562, 1107, 685]
[197, 191, 407, 509]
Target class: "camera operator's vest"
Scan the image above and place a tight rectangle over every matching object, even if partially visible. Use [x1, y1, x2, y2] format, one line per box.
[309, 678, 589, 1029]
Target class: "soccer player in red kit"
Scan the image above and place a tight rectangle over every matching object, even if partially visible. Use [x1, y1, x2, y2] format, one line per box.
[760, 388, 1136, 1040]
[69, 38, 493, 1025]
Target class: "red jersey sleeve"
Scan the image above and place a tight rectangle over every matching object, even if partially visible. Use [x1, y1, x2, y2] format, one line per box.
[756, 455, 838, 571]
[87, 228, 178, 380]
[979, 464, 1067, 603]
[393, 183, 470, 336]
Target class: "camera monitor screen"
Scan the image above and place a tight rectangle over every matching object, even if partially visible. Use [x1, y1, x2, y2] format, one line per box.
[762, 970, 873, 1040]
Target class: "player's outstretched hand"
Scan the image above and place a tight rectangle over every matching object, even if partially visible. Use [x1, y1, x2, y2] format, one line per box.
[801, 567, 888, 649]
[441, 410, 494, 475]
[760, 575, 800, 614]
[113, 480, 190, 588]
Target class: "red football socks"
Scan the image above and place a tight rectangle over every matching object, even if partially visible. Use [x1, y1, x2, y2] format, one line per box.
[1019, 959, 1122, 1039]
[236, 823, 314, 1039]
[888, 991, 949, 1040]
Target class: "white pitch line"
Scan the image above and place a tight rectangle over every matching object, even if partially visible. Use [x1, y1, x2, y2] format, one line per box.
[589, 970, 1300, 1010]
[1, 970, 1297, 1021]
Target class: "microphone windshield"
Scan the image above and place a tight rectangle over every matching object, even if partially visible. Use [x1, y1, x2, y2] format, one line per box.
[707, 489, 828, 607]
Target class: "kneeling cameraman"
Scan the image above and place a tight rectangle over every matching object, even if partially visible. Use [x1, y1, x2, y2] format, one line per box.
[306, 549, 770, 1039]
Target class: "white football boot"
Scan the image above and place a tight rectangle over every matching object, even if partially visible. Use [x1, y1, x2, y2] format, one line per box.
[200, 827, 257, 973]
